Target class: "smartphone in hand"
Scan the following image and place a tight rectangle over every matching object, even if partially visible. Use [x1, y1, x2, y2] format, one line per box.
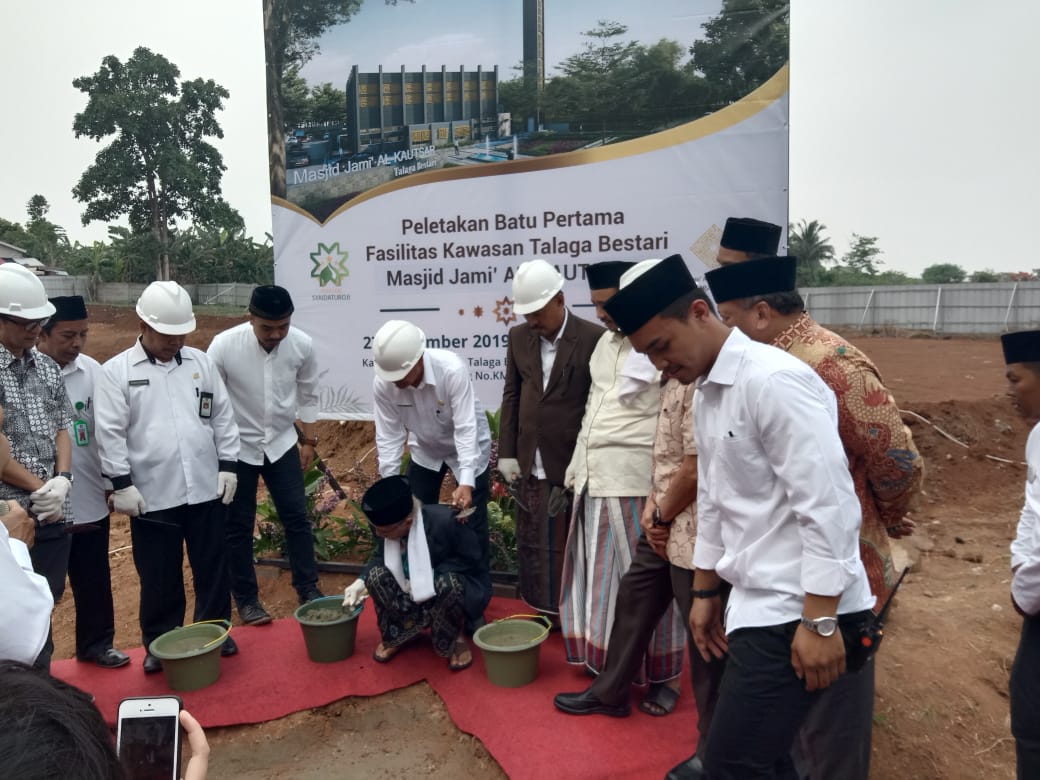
[116, 696, 182, 780]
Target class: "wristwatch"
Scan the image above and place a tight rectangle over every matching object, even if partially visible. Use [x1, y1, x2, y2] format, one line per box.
[57, 471, 74, 484]
[651, 507, 672, 528]
[800, 615, 838, 637]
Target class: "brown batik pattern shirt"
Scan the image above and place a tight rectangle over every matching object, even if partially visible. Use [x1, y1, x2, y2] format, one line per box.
[652, 379, 697, 569]
[773, 313, 924, 607]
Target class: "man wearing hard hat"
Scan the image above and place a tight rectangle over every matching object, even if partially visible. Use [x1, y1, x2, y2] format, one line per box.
[497, 259, 603, 619]
[0, 263, 73, 670]
[365, 319, 493, 632]
[94, 281, 240, 675]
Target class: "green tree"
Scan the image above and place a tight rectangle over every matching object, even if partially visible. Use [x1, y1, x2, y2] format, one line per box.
[788, 219, 834, 286]
[921, 263, 966, 284]
[281, 67, 312, 130]
[264, 0, 412, 198]
[72, 47, 241, 281]
[26, 195, 49, 223]
[310, 82, 346, 123]
[842, 234, 883, 276]
[689, 0, 790, 110]
[969, 268, 1001, 283]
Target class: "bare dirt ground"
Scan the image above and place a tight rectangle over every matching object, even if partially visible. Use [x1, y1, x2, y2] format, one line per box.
[52, 308, 1023, 778]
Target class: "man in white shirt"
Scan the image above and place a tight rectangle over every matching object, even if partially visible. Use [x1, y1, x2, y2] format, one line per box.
[558, 261, 685, 689]
[95, 281, 240, 675]
[371, 319, 493, 630]
[1002, 329, 1040, 778]
[0, 413, 53, 665]
[35, 296, 129, 669]
[604, 254, 875, 780]
[208, 285, 324, 624]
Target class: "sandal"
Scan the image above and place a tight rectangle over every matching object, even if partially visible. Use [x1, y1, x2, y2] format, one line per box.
[448, 639, 473, 672]
[639, 682, 680, 716]
[372, 642, 402, 664]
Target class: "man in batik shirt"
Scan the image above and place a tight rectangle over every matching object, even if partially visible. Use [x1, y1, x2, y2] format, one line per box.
[706, 255, 923, 780]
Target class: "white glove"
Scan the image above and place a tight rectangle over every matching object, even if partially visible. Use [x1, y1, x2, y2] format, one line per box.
[497, 458, 521, 484]
[343, 579, 369, 608]
[564, 463, 577, 490]
[112, 485, 147, 517]
[217, 472, 238, 505]
[30, 476, 71, 522]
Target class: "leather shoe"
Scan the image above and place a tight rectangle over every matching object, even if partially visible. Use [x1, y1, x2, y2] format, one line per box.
[238, 602, 272, 626]
[553, 690, 630, 718]
[221, 636, 239, 657]
[143, 653, 162, 675]
[665, 754, 706, 780]
[87, 647, 131, 669]
[298, 587, 325, 605]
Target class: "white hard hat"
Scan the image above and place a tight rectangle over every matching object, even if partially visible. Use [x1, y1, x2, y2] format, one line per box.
[136, 281, 196, 335]
[373, 320, 425, 381]
[619, 259, 664, 289]
[0, 263, 56, 320]
[512, 259, 564, 315]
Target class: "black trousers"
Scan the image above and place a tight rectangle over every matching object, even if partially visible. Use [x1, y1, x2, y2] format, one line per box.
[226, 447, 319, 605]
[589, 535, 726, 755]
[67, 517, 118, 659]
[1011, 614, 1040, 779]
[130, 500, 231, 650]
[29, 528, 72, 671]
[406, 461, 491, 569]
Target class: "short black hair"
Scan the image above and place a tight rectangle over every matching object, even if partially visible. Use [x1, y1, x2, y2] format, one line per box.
[0, 661, 125, 779]
[657, 288, 717, 322]
[737, 291, 805, 316]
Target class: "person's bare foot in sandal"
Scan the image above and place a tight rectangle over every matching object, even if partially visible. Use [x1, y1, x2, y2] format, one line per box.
[448, 637, 473, 671]
[372, 642, 402, 664]
[640, 680, 681, 716]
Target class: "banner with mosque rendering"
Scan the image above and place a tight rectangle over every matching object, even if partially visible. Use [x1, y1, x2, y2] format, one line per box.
[265, 0, 791, 418]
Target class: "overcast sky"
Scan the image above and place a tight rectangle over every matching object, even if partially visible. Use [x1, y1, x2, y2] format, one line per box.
[1, 1, 1036, 276]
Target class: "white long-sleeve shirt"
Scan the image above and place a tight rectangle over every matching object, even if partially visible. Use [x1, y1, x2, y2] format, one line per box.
[1012, 423, 1040, 614]
[95, 340, 239, 512]
[373, 348, 491, 486]
[208, 322, 320, 465]
[692, 328, 875, 633]
[0, 521, 52, 663]
[62, 354, 110, 524]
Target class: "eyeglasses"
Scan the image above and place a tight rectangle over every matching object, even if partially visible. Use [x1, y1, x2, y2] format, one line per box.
[0, 314, 50, 332]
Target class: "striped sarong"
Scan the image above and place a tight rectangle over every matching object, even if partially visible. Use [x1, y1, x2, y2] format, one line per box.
[559, 491, 685, 683]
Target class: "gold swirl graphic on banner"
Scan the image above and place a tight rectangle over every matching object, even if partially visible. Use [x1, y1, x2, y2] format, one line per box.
[272, 63, 789, 227]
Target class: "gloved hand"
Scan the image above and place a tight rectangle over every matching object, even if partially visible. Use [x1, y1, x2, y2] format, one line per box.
[112, 485, 147, 517]
[547, 485, 571, 517]
[497, 458, 521, 484]
[217, 472, 238, 505]
[343, 579, 369, 608]
[564, 463, 577, 490]
[30, 475, 71, 522]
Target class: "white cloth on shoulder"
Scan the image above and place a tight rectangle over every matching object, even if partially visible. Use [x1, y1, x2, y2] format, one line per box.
[618, 346, 659, 405]
[383, 505, 436, 603]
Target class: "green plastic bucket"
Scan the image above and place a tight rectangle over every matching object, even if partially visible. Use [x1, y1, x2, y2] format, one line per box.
[472, 614, 552, 688]
[294, 596, 363, 663]
[148, 621, 230, 692]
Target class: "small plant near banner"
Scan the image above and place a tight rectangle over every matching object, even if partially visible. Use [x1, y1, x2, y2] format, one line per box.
[485, 408, 519, 573]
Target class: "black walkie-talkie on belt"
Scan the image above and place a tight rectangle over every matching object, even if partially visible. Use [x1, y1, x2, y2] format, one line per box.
[845, 566, 910, 671]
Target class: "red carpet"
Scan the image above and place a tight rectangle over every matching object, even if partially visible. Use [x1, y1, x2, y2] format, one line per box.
[52, 598, 698, 779]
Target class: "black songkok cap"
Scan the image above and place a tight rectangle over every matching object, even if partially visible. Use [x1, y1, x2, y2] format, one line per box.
[249, 285, 295, 319]
[603, 254, 696, 336]
[720, 217, 783, 255]
[362, 475, 415, 526]
[704, 256, 799, 304]
[48, 296, 88, 323]
[585, 261, 635, 291]
[1001, 330, 1040, 365]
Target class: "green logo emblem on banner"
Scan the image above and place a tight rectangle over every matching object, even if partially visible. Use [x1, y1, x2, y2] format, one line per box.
[310, 242, 350, 287]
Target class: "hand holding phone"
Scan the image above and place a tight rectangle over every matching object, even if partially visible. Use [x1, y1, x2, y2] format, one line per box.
[117, 696, 182, 780]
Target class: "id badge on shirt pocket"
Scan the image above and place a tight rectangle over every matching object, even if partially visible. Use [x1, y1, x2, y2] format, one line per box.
[199, 391, 213, 419]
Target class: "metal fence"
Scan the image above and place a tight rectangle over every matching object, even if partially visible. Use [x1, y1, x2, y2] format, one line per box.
[802, 282, 1040, 334]
[41, 278, 257, 309]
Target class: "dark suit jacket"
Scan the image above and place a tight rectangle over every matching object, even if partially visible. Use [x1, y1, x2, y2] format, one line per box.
[499, 311, 604, 484]
[362, 504, 491, 623]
